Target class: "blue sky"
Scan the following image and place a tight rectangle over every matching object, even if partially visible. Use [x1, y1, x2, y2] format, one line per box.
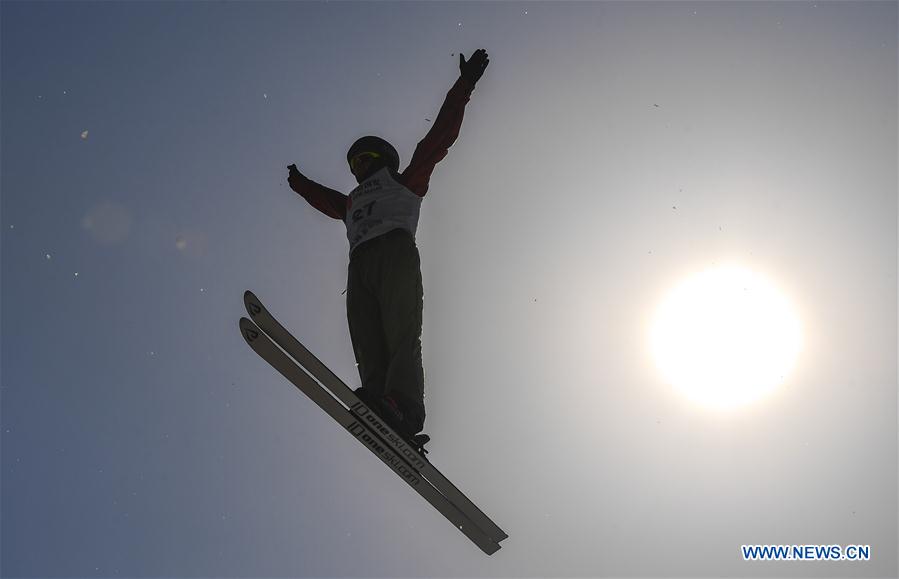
[2, 1, 896, 577]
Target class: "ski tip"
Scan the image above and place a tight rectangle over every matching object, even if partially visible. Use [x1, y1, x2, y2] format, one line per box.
[239, 317, 259, 342]
[244, 290, 265, 318]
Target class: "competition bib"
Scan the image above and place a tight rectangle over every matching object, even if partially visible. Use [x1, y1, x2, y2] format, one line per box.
[345, 167, 423, 252]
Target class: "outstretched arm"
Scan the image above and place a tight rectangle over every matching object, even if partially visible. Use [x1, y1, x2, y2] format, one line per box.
[400, 49, 489, 197]
[287, 164, 348, 220]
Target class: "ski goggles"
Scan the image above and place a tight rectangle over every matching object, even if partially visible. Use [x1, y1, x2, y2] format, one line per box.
[350, 151, 381, 172]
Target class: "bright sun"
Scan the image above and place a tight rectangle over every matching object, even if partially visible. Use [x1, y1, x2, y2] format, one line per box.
[650, 264, 802, 410]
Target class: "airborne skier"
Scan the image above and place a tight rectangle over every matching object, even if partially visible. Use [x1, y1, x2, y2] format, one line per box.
[286, 49, 490, 446]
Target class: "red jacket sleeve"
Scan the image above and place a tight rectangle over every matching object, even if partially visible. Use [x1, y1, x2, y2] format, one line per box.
[399, 76, 475, 197]
[292, 174, 348, 220]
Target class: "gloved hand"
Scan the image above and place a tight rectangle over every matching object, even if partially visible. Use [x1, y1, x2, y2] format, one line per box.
[287, 164, 304, 193]
[459, 49, 489, 85]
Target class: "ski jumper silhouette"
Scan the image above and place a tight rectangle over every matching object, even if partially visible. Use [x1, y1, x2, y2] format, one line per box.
[287, 49, 489, 443]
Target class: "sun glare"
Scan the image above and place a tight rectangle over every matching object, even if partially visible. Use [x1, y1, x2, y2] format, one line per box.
[650, 264, 802, 410]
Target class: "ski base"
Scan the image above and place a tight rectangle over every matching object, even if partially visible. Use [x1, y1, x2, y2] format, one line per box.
[239, 308, 506, 554]
[243, 290, 508, 545]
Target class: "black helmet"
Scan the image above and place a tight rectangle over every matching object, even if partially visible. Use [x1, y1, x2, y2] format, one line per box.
[347, 135, 400, 173]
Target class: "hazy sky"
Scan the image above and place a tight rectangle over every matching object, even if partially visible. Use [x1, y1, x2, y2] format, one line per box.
[2, 1, 896, 577]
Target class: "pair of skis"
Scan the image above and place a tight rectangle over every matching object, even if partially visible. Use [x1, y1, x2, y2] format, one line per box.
[239, 290, 507, 555]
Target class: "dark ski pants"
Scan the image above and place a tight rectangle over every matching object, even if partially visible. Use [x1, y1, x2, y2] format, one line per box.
[346, 228, 425, 433]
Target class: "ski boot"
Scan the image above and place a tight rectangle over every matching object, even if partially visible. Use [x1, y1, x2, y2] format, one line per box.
[353, 386, 376, 409]
[378, 394, 430, 456]
[355, 388, 429, 456]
